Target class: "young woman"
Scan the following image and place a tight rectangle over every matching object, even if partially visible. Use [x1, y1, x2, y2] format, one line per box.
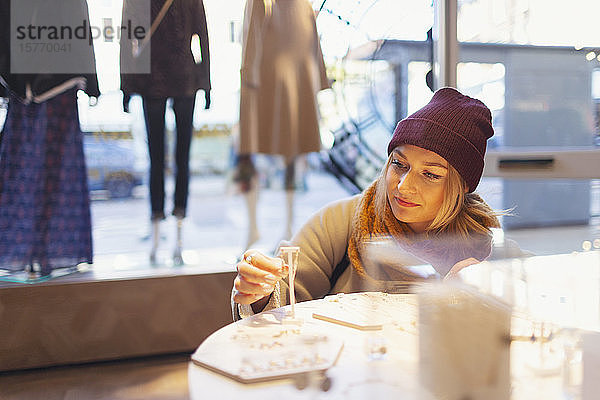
[232, 87, 502, 319]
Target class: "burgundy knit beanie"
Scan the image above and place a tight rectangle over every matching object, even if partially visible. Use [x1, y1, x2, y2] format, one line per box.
[387, 87, 494, 192]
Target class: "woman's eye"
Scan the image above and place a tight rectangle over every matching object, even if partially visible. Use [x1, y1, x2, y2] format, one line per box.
[424, 171, 442, 180]
[391, 160, 409, 170]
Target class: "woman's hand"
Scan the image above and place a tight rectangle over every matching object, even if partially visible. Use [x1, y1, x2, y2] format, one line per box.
[233, 250, 289, 305]
[443, 257, 480, 281]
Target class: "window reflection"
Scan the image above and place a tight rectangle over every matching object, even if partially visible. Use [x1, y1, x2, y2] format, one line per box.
[457, 62, 505, 146]
[2, 0, 599, 273]
[457, 0, 600, 48]
[456, 0, 600, 230]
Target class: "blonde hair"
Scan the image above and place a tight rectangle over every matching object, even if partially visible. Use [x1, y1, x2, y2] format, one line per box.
[375, 155, 501, 238]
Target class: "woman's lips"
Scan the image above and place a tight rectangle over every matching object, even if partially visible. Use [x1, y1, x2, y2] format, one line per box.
[395, 197, 419, 207]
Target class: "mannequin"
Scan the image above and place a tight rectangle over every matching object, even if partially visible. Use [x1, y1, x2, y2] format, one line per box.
[121, 0, 211, 264]
[238, 0, 329, 249]
[0, 0, 99, 276]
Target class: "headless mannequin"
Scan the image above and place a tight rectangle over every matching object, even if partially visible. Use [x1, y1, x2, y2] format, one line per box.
[120, 0, 211, 264]
[0, 0, 98, 276]
[238, 0, 329, 250]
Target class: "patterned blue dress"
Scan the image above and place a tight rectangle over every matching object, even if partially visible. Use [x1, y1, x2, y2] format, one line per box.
[0, 89, 93, 275]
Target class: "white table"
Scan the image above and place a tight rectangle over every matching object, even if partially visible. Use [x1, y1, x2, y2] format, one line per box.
[189, 252, 600, 399]
[189, 292, 424, 399]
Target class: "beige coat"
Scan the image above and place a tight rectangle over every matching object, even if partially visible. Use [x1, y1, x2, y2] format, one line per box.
[233, 195, 531, 320]
[239, 0, 329, 160]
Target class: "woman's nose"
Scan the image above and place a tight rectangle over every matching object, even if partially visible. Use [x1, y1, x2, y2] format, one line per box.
[397, 171, 417, 192]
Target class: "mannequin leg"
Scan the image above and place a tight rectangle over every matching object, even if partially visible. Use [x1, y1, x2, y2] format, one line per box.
[150, 219, 160, 264]
[236, 154, 259, 250]
[142, 97, 167, 221]
[245, 183, 260, 250]
[143, 97, 168, 261]
[171, 96, 195, 219]
[285, 189, 294, 240]
[283, 158, 297, 240]
[171, 96, 194, 264]
[173, 217, 184, 265]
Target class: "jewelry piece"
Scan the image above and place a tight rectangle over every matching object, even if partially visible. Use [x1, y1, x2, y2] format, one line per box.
[278, 246, 300, 317]
[245, 254, 253, 265]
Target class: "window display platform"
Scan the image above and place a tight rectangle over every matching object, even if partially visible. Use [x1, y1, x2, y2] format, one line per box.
[0, 260, 237, 372]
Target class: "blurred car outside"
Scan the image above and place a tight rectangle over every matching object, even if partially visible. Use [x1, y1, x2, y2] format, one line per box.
[83, 132, 146, 199]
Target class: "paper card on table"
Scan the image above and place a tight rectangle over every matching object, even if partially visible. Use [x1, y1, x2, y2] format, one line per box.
[312, 312, 383, 331]
[191, 325, 343, 384]
[312, 292, 418, 331]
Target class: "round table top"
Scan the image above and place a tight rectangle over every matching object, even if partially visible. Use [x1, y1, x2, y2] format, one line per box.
[189, 292, 423, 399]
[188, 290, 574, 399]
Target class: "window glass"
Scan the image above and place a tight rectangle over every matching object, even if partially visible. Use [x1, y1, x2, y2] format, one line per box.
[457, 0, 600, 231]
[457, 62, 505, 146]
[29, 0, 248, 264]
[315, 0, 434, 191]
[457, 0, 600, 150]
[3, 0, 598, 273]
[458, 0, 600, 48]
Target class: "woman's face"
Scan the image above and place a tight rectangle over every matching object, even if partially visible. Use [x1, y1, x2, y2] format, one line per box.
[385, 144, 449, 233]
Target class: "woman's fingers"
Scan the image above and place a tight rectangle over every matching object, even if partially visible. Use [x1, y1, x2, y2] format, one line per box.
[233, 249, 290, 305]
[241, 250, 287, 278]
[233, 274, 274, 305]
[234, 275, 274, 296]
[232, 291, 265, 305]
[236, 259, 279, 285]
